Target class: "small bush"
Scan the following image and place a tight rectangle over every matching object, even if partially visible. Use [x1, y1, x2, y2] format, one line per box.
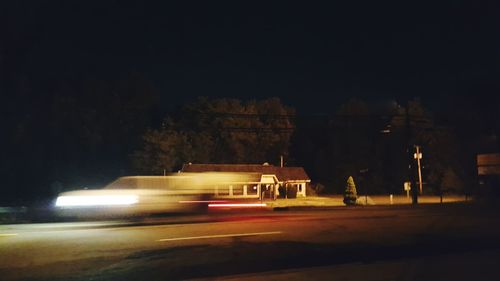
[287, 185, 298, 198]
[343, 176, 358, 205]
[315, 183, 325, 195]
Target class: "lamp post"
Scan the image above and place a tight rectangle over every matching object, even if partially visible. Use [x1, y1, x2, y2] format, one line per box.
[406, 103, 418, 204]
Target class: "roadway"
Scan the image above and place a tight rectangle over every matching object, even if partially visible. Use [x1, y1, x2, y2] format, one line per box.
[1, 204, 500, 280]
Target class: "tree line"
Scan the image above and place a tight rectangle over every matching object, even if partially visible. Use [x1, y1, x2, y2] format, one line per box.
[132, 97, 481, 197]
[2, 81, 497, 204]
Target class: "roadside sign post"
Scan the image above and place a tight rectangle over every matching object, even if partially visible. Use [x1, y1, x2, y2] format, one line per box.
[404, 182, 411, 199]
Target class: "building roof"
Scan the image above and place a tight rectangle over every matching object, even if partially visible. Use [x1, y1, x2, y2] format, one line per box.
[181, 164, 310, 182]
[180, 172, 264, 184]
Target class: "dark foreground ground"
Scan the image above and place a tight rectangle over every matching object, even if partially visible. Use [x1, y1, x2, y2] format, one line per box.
[1, 203, 500, 280]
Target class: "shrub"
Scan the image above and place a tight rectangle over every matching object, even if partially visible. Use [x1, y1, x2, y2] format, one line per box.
[287, 185, 298, 198]
[343, 176, 358, 205]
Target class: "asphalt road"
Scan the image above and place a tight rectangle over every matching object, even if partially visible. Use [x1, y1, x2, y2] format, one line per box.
[1, 204, 500, 281]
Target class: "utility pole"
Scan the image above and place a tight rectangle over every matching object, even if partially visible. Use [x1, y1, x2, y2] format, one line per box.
[414, 145, 423, 195]
[406, 102, 418, 204]
[359, 168, 369, 205]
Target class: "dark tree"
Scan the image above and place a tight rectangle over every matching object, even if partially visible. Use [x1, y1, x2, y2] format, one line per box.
[1, 72, 159, 204]
[133, 97, 295, 174]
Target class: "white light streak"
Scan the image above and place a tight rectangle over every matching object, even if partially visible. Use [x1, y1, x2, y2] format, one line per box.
[55, 195, 138, 207]
[208, 203, 267, 208]
[0, 233, 18, 237]
[178, 200, 228, 204]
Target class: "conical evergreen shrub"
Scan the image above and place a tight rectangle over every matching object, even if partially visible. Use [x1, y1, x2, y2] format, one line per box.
[343, 176, 358, 205]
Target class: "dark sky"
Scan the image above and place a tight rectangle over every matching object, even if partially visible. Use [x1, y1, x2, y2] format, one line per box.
[2, 1, 498, 113]
[1, 1, 499, 204]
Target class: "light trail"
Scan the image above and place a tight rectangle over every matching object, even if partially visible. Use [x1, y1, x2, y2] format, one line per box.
[208, 203, 267, 208]
[157, 231, 282, 242]
[0, 233, 18, 237]
[178, 200, 228, 203]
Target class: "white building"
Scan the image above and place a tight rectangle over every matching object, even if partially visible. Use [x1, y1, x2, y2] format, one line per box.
[180, 163, 311, 199]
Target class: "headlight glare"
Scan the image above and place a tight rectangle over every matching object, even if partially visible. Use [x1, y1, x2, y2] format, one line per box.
[55, 195, 138, 207]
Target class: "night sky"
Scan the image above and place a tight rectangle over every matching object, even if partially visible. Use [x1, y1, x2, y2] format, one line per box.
[3, 1, 497, 113]
[1, 1, 498, 204]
